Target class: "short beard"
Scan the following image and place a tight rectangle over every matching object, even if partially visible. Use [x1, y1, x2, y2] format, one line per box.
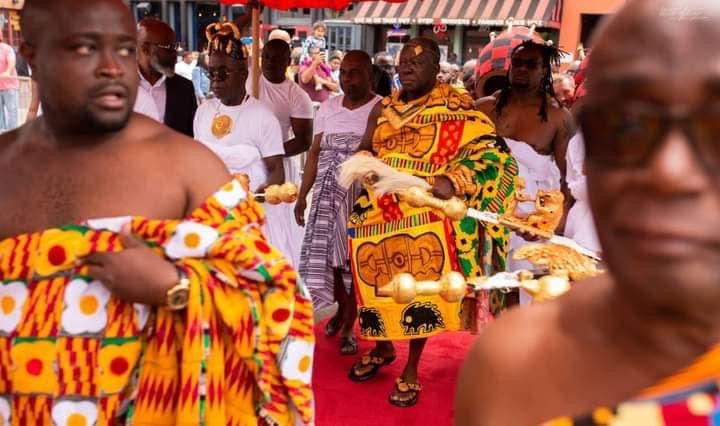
[151, 57, 175, 78]
[80, 108, 132, 134]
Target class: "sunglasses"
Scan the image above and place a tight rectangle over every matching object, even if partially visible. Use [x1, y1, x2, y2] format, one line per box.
[207, 67, 242, 81]
[578, 102, 720, 172]
[511, 57, 541, 70]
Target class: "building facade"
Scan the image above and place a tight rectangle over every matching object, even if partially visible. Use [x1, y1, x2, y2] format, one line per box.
[559, 0, 626, 59]
[334, 0, 564, 63]
[127, 0, 250, 51]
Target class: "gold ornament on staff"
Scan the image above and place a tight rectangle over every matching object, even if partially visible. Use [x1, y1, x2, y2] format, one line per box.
[232, 174, 298, 204]
[377, 271, 468, 304]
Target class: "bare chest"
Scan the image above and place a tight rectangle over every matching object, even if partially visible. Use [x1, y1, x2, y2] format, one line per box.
[494, 105, 557, 155]
[0, 153, 185, 239]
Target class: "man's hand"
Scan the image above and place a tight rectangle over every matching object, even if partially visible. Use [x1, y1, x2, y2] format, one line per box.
[295, 197, 307, 226]
[432, 176, 455, 200]
[82, 224, 177, 306]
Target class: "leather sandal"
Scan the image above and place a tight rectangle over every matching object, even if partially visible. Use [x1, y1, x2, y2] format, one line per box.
[348, 352, 396, 382]
[389, 378, 422, 407]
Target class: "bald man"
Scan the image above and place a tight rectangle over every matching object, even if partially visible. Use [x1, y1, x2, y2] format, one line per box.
[0, 1, 314, 423]
[456, 1, 720, 424]
[135, 18, 197, 137]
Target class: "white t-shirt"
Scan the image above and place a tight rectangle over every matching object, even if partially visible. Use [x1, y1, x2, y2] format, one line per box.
[314, 94, 381, 138]
[193, 96, 284, 190]
[250, 75, 314, 142]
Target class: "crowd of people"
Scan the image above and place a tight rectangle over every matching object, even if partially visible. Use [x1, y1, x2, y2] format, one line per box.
[0, 0, 718, 425]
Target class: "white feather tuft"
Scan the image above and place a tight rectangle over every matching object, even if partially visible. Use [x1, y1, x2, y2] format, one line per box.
[337, 154, 432, 195]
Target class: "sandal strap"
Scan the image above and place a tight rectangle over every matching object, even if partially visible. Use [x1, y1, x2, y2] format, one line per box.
[360, 355, 386, 366]
[395, 378, 423, 392]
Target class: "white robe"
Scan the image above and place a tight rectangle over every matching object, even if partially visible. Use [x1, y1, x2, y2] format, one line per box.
[504, 138, 562, 305]
[564, 132, 601, 254]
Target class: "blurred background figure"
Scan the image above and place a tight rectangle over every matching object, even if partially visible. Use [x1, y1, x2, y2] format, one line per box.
[553, 73, 576, 108]
[175, 50, 196, 80]
[192, 52, 211, 104]
[437, 61, 452, 83]
[372, 64, 392, 97]
[0, 32, 18, 132]
[299, 46, 338, 102]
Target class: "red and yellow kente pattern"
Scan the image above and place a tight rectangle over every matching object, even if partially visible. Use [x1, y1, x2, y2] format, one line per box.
[0, 179, 314, 425]
[348, 84, 518, 341]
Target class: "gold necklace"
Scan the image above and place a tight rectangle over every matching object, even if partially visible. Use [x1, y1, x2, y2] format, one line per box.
[211, 95, 250, 139]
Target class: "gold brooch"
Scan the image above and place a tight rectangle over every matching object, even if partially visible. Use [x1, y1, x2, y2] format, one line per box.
[211, 114, 233, 139]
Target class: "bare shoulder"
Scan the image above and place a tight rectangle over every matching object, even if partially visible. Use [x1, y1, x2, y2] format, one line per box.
[129, 115, 232, 210]
[474, 93, 498, 117]
[456, 275, 615, 425]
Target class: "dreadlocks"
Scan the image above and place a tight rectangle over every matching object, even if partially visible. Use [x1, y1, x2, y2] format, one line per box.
[496, 40, 562, 122]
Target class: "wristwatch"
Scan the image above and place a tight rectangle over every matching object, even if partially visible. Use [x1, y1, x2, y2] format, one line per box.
[166, 266, 190, 311]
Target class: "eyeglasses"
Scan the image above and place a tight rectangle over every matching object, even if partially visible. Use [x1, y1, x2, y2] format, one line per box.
[207, 67, 242, 81]
[145, 41, 178, 52]
[578, 102, 720, 172]
[511, 58, 541, 70]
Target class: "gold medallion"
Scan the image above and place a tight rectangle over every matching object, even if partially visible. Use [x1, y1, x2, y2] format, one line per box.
[211, 114, 233, 139]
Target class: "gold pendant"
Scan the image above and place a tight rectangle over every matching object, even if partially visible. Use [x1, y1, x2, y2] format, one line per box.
[211, 114, 233, 138]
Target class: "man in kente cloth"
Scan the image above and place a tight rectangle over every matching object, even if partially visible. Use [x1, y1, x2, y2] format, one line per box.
[456, 0, 720, 424]
[348, 37, 517, 407]
[0, 0, 314, 424]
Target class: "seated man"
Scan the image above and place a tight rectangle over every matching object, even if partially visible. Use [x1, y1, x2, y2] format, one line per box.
[348, 37, 518, 407]
[456, 0, 720, 424]
[0, 1, 314, 425]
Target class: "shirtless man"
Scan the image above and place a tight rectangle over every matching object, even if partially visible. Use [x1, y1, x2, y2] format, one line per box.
[476, 40, 574, 193]
[456, 0, 720, 424]
[6, 0, 226, 260]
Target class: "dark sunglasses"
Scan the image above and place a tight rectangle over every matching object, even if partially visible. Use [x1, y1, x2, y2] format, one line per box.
[578, 102, 720, 172]
[511, 57, 541, 70]
[207, 67, 242, 81]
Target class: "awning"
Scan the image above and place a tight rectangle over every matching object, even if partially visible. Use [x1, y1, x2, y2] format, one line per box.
[350, 0, 563, 28]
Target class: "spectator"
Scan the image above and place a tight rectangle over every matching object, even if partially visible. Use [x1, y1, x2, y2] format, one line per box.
[298, 46, 338, 102]
[191, 52, 211, 103]
[373, 51, 399, 91]
[329, 51, 343, 84]
[372, 64, 392, 97]
[553, 74, 576, 108]
[462, 59, 477, 96]
[135, 19, 197, 137]
[175, 50, 195, 80]
[0, 34, 18, 131]
[301, 21, 327, 60]
[437, 61, 452, 83]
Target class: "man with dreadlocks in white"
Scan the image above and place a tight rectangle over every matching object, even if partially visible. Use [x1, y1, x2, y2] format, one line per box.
[477, 40, 575, 299]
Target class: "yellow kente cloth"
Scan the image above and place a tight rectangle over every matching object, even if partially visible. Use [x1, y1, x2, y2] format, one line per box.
[0, 179, 314, 425]
[348, 84, 518, 341]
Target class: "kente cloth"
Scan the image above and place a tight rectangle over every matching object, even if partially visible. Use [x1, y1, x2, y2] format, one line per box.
[299, 95, 381, 310]
[546, 348, 720, 425]
[0, 179, 314, 425]
[348, 83, 518, 341]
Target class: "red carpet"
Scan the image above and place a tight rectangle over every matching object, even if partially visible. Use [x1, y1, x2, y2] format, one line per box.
[312, 319, 476, 426]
